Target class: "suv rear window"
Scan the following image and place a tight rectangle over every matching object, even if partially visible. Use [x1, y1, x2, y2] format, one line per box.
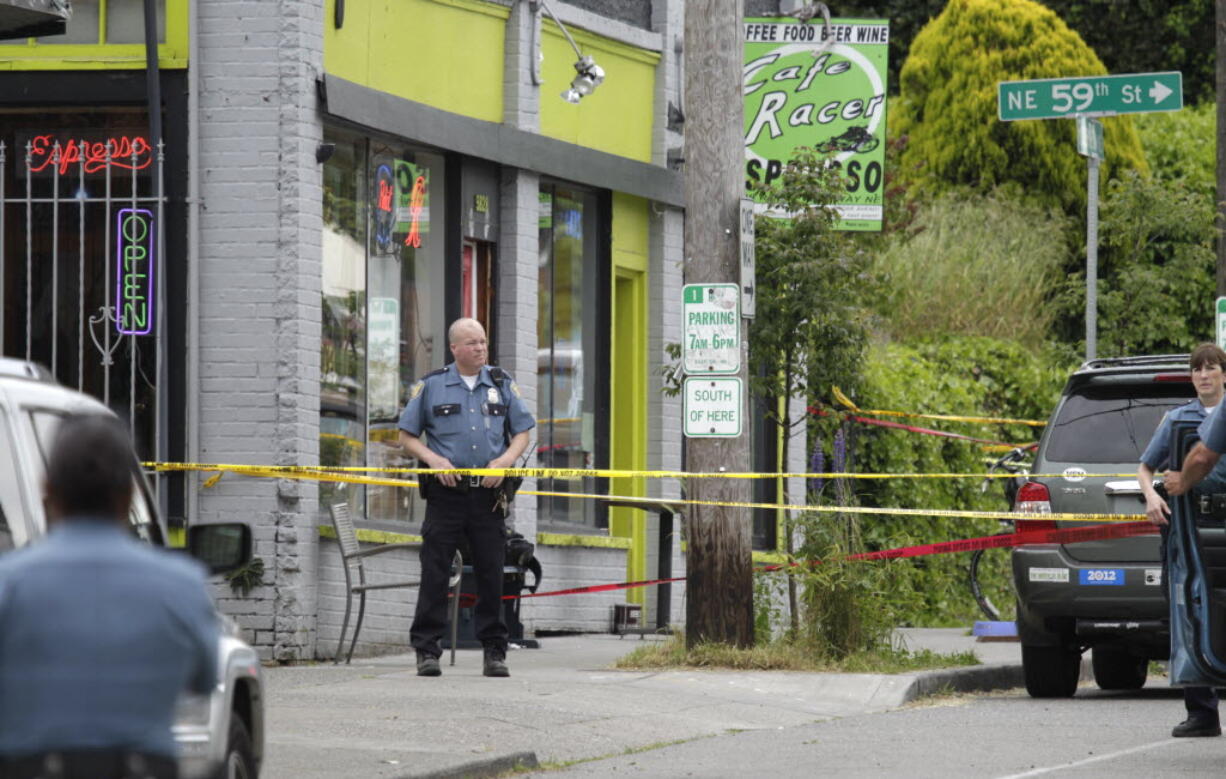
[1044, 385, 1193, 463]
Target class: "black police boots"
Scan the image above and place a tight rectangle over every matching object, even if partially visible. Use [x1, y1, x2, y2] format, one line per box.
[416, 651, 441, 677]
[483, 647, 510, 677]
[1172, 716, 1221, 737]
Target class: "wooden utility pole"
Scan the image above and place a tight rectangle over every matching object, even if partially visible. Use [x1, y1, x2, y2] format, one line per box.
[1218, 0, 1226, 296]
[683, 0, 754, 648]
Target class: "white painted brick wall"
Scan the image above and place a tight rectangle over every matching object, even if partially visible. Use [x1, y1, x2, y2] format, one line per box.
[195, 0, 324, 662]
[525, 545, 631, 633]
[497, 168, 541, 541]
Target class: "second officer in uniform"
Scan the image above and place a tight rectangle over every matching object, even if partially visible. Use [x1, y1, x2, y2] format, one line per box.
[399, 318, 533, 677]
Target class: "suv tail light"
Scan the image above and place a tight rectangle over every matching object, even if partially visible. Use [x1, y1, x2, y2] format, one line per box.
[1014, 481, 1056, 532]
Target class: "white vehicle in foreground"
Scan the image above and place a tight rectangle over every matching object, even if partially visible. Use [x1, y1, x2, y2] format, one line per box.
[0, 358, 264, 778]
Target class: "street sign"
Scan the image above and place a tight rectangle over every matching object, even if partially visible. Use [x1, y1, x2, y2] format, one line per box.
[1217, 297, 1226, 351]
[683, 376, 742, 437]
[682, 283, 740, 374]
[739, 199, 756, 319]
[1076, 116, 1103, 161]
[998, 71, 1183, 121]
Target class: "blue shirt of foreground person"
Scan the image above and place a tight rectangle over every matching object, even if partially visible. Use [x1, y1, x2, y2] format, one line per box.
[1166, 396, 1226, 498]
[0, 414, 219, 763]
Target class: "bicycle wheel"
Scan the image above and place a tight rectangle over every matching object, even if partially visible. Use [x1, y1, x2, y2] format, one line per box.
[969, 545, 1003, 621]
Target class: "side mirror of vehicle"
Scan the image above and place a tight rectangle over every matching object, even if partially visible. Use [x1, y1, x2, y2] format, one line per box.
[187, 522, 253, 575]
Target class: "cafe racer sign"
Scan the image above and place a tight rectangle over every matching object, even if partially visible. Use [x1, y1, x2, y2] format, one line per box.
[743, 18, 889, 231]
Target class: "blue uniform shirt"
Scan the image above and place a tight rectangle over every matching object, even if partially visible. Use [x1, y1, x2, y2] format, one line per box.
[1146, 400, 1226, 494]
[0, 520, 219, 758]
[1141, 399, 1209, 471]
[398, 363, 535, 468]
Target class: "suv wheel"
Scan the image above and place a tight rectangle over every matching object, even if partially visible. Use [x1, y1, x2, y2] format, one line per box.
[224, 716, 257, 779]
[1022, 643, 1081, 698]
[1091, 646, 1148, 690]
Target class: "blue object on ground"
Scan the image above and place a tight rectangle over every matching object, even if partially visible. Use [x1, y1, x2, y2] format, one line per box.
[972, 621, 1018, 638]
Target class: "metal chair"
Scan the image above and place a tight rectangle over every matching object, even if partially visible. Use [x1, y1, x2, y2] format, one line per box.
[329, 502, 461, 664]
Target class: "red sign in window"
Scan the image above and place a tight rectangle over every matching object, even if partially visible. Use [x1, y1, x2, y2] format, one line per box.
[22, 133, 152, 176]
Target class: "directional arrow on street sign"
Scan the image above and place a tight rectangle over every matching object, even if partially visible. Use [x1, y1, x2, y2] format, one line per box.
[998, 71, 1183, 121]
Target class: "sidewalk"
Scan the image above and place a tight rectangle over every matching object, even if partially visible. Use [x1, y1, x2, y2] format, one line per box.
[260, 628, 1026, 779]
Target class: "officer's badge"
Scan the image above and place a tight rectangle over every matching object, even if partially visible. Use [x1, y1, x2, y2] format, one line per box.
[409, 381, 424, 400]
[487, 387, 500, 404]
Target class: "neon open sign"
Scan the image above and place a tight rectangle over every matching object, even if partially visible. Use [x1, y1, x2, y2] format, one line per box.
[115, 208, 155, 336]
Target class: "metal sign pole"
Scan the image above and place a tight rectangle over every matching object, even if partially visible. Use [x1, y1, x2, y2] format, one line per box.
[1086, 154, 1100, 360]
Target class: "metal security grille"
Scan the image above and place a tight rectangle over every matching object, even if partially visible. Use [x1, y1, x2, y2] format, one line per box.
[0, 137, 166, 465]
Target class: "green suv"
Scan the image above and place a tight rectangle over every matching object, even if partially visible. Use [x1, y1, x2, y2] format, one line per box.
[1012, 354, 1196, 698]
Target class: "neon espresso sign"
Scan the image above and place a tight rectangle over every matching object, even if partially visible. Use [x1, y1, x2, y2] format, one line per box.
[24, 132, 152, 176]
[115, 208, 155, 336]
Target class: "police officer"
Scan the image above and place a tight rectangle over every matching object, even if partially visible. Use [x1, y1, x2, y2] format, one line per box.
[399, 318, 533, 678]
[0, 413, 219, 779]
[1138, 343, 1226, 737]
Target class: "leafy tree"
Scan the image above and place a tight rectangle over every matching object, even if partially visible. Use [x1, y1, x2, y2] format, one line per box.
[1133, 100, 1216, 197]
[750, 145, 876, 631]
[1055, 170, 1216, 356]
[1039, 0, 1214, 104]
[828, 0, 1214, 104]
[891, 0, 1148, 214]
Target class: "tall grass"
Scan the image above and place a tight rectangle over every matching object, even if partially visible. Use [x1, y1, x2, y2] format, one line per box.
[872, 192, 1071, 348]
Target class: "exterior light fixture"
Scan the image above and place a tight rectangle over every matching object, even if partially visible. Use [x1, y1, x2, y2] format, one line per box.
[528, 0, 605, 103]
[561, 56, 604, 104]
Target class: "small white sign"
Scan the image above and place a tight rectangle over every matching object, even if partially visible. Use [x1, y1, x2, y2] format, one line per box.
[682, 283, 740, 374]
[683, 377, 742, 437]
[739, 199, 756, 319]
[1217, 297, 1226, 351]
[1145, 569, 1162, 586]
[1029, 567, 1070, 583]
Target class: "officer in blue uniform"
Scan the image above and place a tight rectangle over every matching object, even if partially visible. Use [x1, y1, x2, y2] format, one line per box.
[0, 413, 218, 779]
[1139, 343, 1226, 737]
[399, 318, 533, 678]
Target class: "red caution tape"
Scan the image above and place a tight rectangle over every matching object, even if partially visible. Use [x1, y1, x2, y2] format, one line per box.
[498, 521, 1158, 600]
[808, 405, 1037, 450]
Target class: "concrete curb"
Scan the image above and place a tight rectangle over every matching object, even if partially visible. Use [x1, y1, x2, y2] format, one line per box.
[902, 654, 1095, 704]
[404, 750, 539, 779]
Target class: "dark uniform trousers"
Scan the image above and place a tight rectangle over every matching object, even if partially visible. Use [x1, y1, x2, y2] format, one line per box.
[410, 482, 508, 657]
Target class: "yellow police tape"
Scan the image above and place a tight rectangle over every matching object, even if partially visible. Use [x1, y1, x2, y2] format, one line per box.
[831, 386, 1048, 427]
[145, 462, 1145, 524]
[144, 461, 1134, 482]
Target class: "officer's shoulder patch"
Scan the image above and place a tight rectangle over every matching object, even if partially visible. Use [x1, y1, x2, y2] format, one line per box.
[409, 381, 424, 401]
[510, 381, 522, 398]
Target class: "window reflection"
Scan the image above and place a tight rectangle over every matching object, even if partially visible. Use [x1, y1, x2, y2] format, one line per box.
[537, 185, 599, 527]
[320, 129, 447, 523]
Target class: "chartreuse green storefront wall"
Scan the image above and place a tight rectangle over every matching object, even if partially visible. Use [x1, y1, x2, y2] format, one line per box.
[324, 0, 658, 589]
[537, 19, 658, 162]
[324, 0, 508, 123]
[0, 0, 188, 70]
[609, 193, 649, 601]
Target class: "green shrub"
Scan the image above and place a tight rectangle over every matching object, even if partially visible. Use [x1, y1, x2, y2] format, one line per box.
[870, 190, 1072, 348]
[1133, 100, 1215, 197]
[892, 0, 1147, 214]
[1054, 169, 1216, 356]
[833, 337, 1070, 625]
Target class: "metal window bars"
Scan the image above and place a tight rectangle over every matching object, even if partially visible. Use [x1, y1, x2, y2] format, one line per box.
[0, 136, 166, 481]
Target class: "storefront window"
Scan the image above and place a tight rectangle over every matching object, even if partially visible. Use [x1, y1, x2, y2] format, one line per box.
[321, 132, 367, 513]
[365, 142, 446, 524]
[537, 184, 600, 527]
[320, 127, 447, 523]
[0, 109, 159, 460]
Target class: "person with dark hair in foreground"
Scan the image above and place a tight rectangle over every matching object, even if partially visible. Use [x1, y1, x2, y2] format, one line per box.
[0, 414, 219, 779]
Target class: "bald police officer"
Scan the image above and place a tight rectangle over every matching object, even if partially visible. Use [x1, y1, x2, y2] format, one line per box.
[399, 318, 533, 677]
